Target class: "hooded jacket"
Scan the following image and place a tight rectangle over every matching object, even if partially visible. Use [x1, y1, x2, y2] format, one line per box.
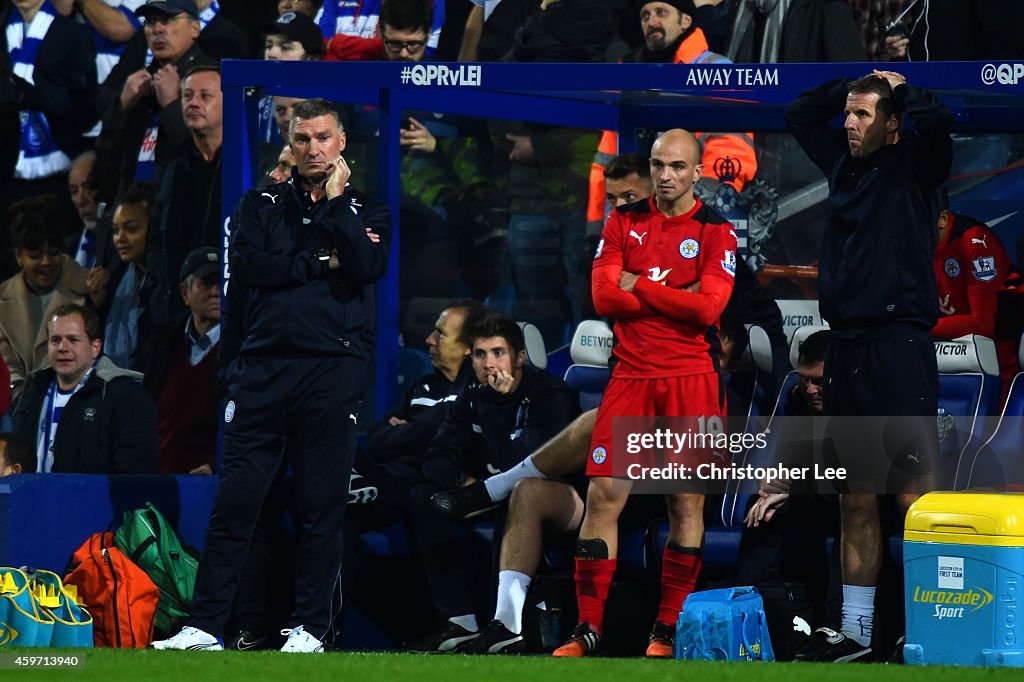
[12, 355, 158, 474]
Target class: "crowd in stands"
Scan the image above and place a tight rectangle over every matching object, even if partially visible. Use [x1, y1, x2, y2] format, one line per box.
[1, 0, 1023, 657]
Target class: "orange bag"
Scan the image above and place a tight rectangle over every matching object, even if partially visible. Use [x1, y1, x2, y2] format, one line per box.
[64, 533, 159, 648]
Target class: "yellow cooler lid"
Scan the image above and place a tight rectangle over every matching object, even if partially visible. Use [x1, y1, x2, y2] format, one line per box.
[905, 491, 1024, 545]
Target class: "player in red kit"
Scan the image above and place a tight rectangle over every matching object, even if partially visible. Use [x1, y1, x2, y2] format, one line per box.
[933, 206, 1019, 404]
[553, 129, 737, 658]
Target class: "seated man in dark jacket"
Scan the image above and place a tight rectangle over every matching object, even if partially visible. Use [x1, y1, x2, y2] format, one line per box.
[359, 299, 487, 513]
[11, 302, 158, 474]
[407, 312, 576, 652]
[134, 246, 220, 474]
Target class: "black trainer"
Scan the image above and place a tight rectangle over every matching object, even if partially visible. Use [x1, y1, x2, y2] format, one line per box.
[348, 471, 378, 505]
[455, 620, 525, 655]
[429, 482, 498, 520]
[793, 627, 873, 662]
[552, 621, 601, 657]
[645, 621, 676, 658]
[404, 622, 480, 653]
[227, 630, 270, 651]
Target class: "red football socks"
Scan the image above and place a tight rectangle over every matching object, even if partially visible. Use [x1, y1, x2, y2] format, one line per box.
[575, 558, 616, 634]
[657, 544, 702, 625]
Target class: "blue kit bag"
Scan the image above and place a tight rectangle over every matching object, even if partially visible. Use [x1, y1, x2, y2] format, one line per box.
[675, 586, 775, 661]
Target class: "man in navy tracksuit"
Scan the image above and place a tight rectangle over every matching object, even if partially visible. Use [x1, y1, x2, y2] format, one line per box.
[153, 98, 388, 654]
[784, 71, 951, 662]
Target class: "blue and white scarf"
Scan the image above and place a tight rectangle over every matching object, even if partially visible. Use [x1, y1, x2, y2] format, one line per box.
[144, 0, 218, 68]
[5, 0, 71, 180]
[103, 264, 143, 370]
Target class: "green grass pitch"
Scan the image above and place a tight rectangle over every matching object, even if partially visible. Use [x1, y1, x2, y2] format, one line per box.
[5, 649, 1024, 681]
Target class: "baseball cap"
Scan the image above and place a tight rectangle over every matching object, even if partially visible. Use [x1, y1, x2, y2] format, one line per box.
[135, 0, 200, 20]
[261, 12, 325, 57]
[179, 246, 220, 283]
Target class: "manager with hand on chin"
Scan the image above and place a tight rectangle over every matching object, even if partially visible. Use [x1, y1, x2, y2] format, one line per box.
[152, 98, 389, 654]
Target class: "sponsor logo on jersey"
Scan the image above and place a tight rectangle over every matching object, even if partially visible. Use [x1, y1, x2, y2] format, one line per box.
[721, 250, 736, 276]
[647, 266, 672, 283]
[943, 257, 960, 278]
[594, 239, 604, 259]
[679, 238, 700, 259]
[971, 256, 997, 282]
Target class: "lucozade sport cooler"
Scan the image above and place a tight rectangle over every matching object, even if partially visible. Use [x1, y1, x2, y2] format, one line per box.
[904, 491, 1024, 667]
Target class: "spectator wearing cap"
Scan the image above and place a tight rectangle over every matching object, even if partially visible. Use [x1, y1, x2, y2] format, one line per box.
[147, 63, 223, 326]
[134, 246, 220, 474]
[262, 10, 325, 60]
[95, 0, 212, 195]
[254, 11, 323, 179]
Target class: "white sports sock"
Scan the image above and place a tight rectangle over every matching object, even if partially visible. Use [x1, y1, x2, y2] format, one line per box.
[841, 584, 875, 647]
[494, 570, 532, 634]
[448, 614, 478, 632]
[484, 456, 546, 501]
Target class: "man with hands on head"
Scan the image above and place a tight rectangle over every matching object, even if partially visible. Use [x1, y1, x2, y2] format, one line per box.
[152, 98, 388, 655]
[785, 68, 951, 662]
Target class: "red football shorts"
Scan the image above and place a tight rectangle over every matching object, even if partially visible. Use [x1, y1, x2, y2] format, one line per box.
[587, 373, 726, 477]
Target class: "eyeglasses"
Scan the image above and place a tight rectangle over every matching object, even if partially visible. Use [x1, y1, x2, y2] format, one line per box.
[382, 38, 426, 54]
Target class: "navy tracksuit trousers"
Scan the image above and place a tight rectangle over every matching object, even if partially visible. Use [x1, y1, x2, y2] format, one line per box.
[190, 355, 363, 640]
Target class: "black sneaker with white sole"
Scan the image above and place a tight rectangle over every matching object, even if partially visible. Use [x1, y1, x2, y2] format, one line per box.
[227, 630, 270, 651]
[348, 472, 379, 505]
[429, 482, 497, 520]
[793, 627, 873, 662]
[455, 620, 525, 655]
[404, 622, 480, 653]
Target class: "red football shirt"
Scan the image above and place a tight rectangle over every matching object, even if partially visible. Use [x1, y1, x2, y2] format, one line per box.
[592, 197, 738, 378]
[933, 213, 1019, 394]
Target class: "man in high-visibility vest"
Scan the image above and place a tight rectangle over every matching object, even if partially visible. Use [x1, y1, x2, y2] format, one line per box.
[585, 0, 757, 245]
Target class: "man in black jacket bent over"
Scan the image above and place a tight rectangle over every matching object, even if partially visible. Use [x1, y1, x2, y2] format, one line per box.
[153, 98, 389, 654]
[784, 71, 951, 662]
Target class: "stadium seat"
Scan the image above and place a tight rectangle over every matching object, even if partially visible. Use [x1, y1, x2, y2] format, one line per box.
[727, 324, 779, 433]
[958, 335, 1024, 489]
[397, 348, 433, 396]
[719, 325, 827, 527]
[787, 324, 830, 371]
[936, 335, 1002, 489]
[563, 320, 613, 412]
[517, 321, 548, 370]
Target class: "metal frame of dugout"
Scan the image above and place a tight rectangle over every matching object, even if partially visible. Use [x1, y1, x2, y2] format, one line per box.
[219, 60, 1024, 421]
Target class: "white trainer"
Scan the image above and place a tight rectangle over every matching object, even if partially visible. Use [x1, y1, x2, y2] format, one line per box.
[280, 626, 325, 653]
[150, 626, 224, 651]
